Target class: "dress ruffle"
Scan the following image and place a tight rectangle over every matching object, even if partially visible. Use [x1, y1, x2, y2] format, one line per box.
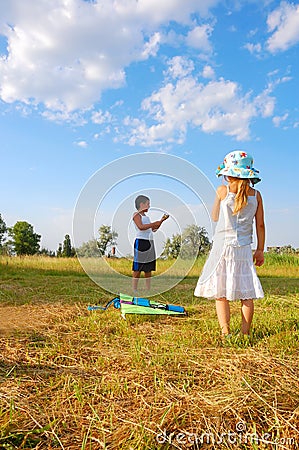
[194, 244, 264, 301]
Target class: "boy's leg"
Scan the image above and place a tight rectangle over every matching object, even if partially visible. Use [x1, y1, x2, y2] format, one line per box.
[144, 271, 151, 290]
[215, 298, 230, 335]
[241, 299, 254, 335]
[132, 271, 141, 292]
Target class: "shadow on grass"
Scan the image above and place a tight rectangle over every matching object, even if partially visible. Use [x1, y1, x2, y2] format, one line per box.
[0, 358, 98, 382]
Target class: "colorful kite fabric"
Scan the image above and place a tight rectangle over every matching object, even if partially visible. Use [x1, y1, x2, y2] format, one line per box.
[88, 293, 186, 319]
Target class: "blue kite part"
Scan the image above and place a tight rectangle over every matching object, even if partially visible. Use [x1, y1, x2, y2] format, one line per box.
[87, 297, 120, 311]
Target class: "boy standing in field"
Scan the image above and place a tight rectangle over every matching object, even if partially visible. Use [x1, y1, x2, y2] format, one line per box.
[132, 195, 169, 293]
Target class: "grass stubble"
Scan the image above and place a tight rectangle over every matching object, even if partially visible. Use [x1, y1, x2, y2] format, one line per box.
[0, 255, 298, 449]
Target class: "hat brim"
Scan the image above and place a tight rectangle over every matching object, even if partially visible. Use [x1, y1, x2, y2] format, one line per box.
[216, 167, 261, 184]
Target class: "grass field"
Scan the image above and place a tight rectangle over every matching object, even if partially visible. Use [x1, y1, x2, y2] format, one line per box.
[0, 255, 298, 449]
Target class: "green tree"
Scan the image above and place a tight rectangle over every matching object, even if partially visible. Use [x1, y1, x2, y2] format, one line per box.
[0, 213, 7, 252]
[97, 225, 118, 256]
[278, 245, 295, 255]
[57, 243, 63, 257]
[76, 239, 101, 257]
[162, 225, 211, 259]
[8, 221, 41, 255]
[62, 234, 76, 258]
[39, 247, 56, 257]
[162, 234, 181, 259]
[180, 225, 211, 259]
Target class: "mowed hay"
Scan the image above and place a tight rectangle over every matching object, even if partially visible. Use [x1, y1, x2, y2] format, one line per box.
[0, 255, 299, 449]
[0, 308, 298, 449]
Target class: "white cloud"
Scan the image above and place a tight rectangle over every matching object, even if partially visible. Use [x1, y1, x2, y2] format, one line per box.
[266, 1, 299, 53]
[253, 88, 275, 118]
[228, 25, 237, 33]
[141, 32, 161, 58]
[244, 42, 262, 55]
[272, 112, 288, 127]
[202, 64, 215, 79]
[122, 64, 277, 145]
[91, 109, 113, 125]
[0, 0, 219, 114]
[248, 28, 258, 38]
[41, 109, 87, 125]
[75, 140, 88, 148]
[134, 0, 219, 23]
[166, 56, 194, 79]
[186, 24, 213, 53]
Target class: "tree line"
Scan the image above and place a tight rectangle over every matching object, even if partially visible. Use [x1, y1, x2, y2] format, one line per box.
[0, 213, 211, 259]
[0, 214, 75, 257]
[2, 213, 299, 259]
[0, 215, 119, 258]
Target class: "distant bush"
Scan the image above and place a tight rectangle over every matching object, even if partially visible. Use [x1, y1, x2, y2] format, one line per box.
[267, 245, 298, 255]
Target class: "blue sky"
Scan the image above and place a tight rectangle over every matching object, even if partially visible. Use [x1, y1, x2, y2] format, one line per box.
[0, 0, 299, 253]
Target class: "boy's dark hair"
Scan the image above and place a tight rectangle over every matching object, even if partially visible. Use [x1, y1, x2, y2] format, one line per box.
[135, 195, 150, 210]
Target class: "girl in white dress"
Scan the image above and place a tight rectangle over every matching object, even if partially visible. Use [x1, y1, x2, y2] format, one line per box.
[194, 151, 265, 337]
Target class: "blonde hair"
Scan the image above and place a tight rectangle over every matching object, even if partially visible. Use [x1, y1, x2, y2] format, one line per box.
[233, 178, 250, 214]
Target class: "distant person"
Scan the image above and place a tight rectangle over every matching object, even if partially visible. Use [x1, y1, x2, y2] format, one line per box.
[132, 195, 169, 293]
[194, 151, 265, 339]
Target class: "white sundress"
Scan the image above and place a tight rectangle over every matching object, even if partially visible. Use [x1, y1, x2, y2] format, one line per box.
[194, 187, 264, 301]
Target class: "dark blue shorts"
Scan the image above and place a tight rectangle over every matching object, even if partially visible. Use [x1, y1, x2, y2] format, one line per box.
[132, 239, 156, 272]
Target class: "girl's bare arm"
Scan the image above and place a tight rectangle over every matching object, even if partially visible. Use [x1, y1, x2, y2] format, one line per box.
[253, 191, 265, 266]
[211, 186, 226, 222]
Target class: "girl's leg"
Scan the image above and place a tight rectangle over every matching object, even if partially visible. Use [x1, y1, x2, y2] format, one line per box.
[144, 271, 152, 290]
[241, 299, 254, 335]
[215, 298, 230, 335]
[132, 271, 141, 292]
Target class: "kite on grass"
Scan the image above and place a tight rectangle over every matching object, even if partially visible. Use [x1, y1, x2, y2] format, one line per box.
[88, 293, 186, 319]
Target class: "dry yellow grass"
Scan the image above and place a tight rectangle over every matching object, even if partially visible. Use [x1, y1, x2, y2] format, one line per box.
[0, 255, 298, 449]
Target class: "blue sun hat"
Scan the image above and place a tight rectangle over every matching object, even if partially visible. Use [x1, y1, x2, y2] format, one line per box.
[216, 150, 261, 184]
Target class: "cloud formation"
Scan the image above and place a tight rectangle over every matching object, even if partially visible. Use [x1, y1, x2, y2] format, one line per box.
[266, 1, 299, 53]
[0, 0, 218, 113]
[0, 0, 297, 145]
[121, 58, 275, 144]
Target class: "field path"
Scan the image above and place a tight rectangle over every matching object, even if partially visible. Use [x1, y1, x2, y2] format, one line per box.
[0, 304, 80, 335]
